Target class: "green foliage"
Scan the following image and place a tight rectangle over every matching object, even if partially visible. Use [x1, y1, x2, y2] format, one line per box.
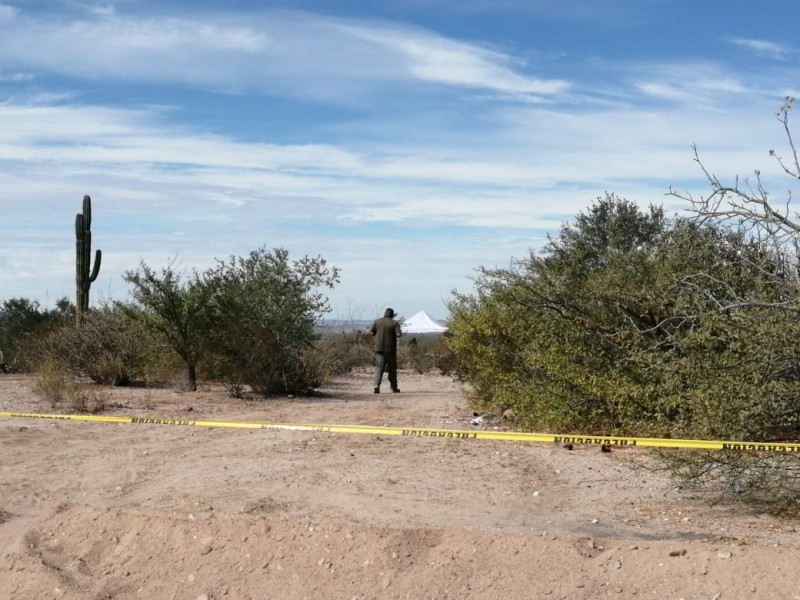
[124, 247, 340, 396]
[445, 193, 800, 442]
[0, 296, 74, 369]
[203, 247, 340, 396]
[123, 262, 214, 391]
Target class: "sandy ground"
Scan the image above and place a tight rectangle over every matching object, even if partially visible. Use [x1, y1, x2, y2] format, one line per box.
[1, 368, 800, 600]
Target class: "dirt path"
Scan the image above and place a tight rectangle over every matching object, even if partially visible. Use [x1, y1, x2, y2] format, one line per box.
[1, 369, 799, 599]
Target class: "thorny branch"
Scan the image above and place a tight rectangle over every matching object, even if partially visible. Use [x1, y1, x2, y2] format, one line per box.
[667, 97, 800, 311]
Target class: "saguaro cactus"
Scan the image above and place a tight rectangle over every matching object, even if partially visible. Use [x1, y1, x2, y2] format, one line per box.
[75, 195, 102, 326]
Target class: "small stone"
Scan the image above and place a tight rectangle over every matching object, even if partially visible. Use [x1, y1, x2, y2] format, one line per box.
[607, 560, 622, 571]
[717, 551, 732, 560]
[668, 549, 687, 557]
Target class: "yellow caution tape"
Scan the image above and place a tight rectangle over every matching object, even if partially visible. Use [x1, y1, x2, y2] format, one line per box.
[1, 410, 800, 452]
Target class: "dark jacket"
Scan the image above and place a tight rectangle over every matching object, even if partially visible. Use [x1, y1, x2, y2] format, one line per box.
[370, 316, 402, 353]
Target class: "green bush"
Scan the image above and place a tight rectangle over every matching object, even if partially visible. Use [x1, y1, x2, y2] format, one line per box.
[445, 196, 800, 439]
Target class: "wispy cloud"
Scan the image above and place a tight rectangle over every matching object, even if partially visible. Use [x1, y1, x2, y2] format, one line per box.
[0, 3, 17, 20]
[727, 37, 792, 61]
[337, 23, 569, 97]
[632, 62, 750, 103]
[0, 6, 567, 101]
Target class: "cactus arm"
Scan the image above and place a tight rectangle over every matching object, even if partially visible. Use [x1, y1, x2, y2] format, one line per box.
[89, 249, 102, 283]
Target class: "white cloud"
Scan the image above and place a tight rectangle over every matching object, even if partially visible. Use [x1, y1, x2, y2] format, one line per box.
[0, 7, 566, 100]
[727, 37, 791, 61]
[0, 3, 17, 20]
[338, 23, 569, 96]
[632, 62, 753, 107]
[0, 70, 33, 82]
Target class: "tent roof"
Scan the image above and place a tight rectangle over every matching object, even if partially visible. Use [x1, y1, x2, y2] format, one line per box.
[402, 310, 448, 334]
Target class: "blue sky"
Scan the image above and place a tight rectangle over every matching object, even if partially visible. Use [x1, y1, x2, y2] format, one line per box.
[1, 0, 798, 321]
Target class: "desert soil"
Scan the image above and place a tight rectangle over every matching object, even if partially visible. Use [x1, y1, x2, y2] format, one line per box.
[1, 368, 800, 600]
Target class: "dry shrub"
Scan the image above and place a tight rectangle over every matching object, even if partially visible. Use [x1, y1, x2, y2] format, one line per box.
[311, 332, 373, 379]
[65, 384, 106, 413]
[32, 361, 70, 408]
[398, 335, 450, 374]
[657, 448, 800, 513]
[32, 361, 106, 413]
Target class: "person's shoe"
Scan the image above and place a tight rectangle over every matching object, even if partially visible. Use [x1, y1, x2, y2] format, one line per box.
[374, 387, 380, 394]
[391, 388, 400, 393]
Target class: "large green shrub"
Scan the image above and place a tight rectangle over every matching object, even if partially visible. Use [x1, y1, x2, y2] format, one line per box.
[124, 247, 340, 396]
[203, 248, 340, 396]
[446, 194, 800, 440]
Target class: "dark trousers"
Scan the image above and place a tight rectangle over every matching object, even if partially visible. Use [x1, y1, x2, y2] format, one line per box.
[373, 352, 398, 390]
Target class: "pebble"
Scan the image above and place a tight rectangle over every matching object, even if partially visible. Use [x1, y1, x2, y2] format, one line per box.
[607, 559, 622, 571]
[668, 549, 687, 557]
[717, 551, 732, 560]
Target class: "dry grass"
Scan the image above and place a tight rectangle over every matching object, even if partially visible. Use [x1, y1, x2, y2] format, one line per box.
[31, 361, 106, 413]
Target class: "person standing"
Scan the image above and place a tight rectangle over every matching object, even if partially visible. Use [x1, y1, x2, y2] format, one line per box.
[369, 308, 402, 393]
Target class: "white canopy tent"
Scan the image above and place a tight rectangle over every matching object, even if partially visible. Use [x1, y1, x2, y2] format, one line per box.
[401, 310, 448, 335]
